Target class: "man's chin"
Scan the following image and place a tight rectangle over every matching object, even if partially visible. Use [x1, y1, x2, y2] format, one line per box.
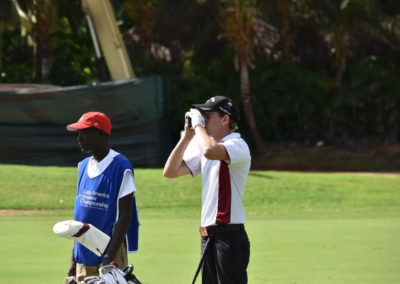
[80, 148, 92, 154]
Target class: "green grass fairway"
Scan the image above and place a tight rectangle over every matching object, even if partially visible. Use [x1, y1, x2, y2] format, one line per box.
[0, 215, 399, 284]
[258, 219, 400, 284]
[0, 165, 399, 283]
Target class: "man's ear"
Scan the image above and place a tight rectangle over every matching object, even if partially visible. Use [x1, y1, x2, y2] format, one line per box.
[222, 114, 230, 126]
[97, 129, 108, 138]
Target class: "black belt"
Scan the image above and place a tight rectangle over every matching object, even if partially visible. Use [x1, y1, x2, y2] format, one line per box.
[205, 224, 245, 236]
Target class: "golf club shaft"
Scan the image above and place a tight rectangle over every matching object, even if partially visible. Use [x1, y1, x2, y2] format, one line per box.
[192, 237, 213, 284]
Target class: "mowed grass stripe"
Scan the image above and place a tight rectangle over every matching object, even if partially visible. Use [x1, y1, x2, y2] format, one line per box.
[0, 215, 399, 283]
[0, 165, 399, 219]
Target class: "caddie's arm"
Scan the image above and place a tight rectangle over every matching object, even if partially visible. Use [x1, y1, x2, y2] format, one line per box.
[67, 250, 76, 276]
[106, 193, 133, 263]
[163, 111, 194, 178]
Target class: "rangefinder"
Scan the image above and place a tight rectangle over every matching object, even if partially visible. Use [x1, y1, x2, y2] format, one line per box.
[185, 113, 192, 128]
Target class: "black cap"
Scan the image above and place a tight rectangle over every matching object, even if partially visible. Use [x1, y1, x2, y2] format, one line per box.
[192, 96, 239, 122]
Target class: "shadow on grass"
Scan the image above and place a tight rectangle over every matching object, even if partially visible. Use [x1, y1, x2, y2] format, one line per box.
[249, 172, 274, 179]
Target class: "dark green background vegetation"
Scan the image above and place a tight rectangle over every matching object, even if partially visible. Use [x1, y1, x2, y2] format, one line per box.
[1, 0, 399, 151]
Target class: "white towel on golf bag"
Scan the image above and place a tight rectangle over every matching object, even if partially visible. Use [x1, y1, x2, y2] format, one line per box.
[83, 265, 128, 284]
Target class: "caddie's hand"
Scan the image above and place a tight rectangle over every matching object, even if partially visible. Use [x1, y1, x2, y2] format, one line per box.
[100, 254, 119, 268]
[189, 108, 205, 129]
[100, 254, 110, 267]
[63, 276, 77, 284]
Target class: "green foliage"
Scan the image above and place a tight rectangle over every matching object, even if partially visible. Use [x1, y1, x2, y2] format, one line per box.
[1, 0, 400, 144]
[49, 17, 96, 85]
[0, 29, 35, 83]
[347, 56, 400, 141]
[250, 61, 334, 142]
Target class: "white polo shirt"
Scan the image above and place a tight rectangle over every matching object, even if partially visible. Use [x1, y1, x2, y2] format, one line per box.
[183, 132, 251, 227]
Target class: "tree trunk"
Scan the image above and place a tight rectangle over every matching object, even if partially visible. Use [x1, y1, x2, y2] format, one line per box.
[281, 0, 291, 61]
[334, 55, 346, 89]
[240, 58, 267, 153]
[0, 26, 3, 74]
[334, 31, 349, 89]
[35, 0, 51, 83]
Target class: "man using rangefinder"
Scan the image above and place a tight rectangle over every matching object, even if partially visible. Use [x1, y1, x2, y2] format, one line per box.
[163, 96, 251, 284]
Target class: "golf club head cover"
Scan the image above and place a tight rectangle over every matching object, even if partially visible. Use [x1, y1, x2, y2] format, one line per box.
[83, 276, 100, 284]
[99, 265, 128, 284]
[81, 265, 142, 284]
[53, 220, 110, 256]
[189, 108, 205, 129]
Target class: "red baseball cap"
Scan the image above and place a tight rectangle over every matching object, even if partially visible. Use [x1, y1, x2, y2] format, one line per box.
[66, 112, 112, 135]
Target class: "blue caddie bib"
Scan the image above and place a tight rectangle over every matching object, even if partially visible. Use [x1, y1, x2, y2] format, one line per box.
[73, 154, 139, 265]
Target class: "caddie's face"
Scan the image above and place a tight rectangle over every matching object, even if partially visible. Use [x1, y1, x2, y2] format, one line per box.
[76, 128, 103, 154]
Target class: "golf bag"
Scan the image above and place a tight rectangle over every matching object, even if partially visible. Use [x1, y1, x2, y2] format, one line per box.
[63, 264, 142, 284]
[55, 220, 142, 284]
[86, 264, 142, 284]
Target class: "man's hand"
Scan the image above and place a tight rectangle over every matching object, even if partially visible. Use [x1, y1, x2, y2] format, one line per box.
[188, 108, 205, 129]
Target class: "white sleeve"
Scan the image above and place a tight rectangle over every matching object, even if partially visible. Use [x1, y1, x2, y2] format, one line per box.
[118, 169, 136, 199]
[183, 138, 202, 176]
[223, 138, 251, 166]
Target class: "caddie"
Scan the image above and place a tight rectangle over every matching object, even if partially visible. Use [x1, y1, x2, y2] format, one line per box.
[163, 96, 251, 284]
[65, 111, 139, 283]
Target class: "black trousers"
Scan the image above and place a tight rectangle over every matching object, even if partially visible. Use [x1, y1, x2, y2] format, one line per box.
[201, 229, 250, 284]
